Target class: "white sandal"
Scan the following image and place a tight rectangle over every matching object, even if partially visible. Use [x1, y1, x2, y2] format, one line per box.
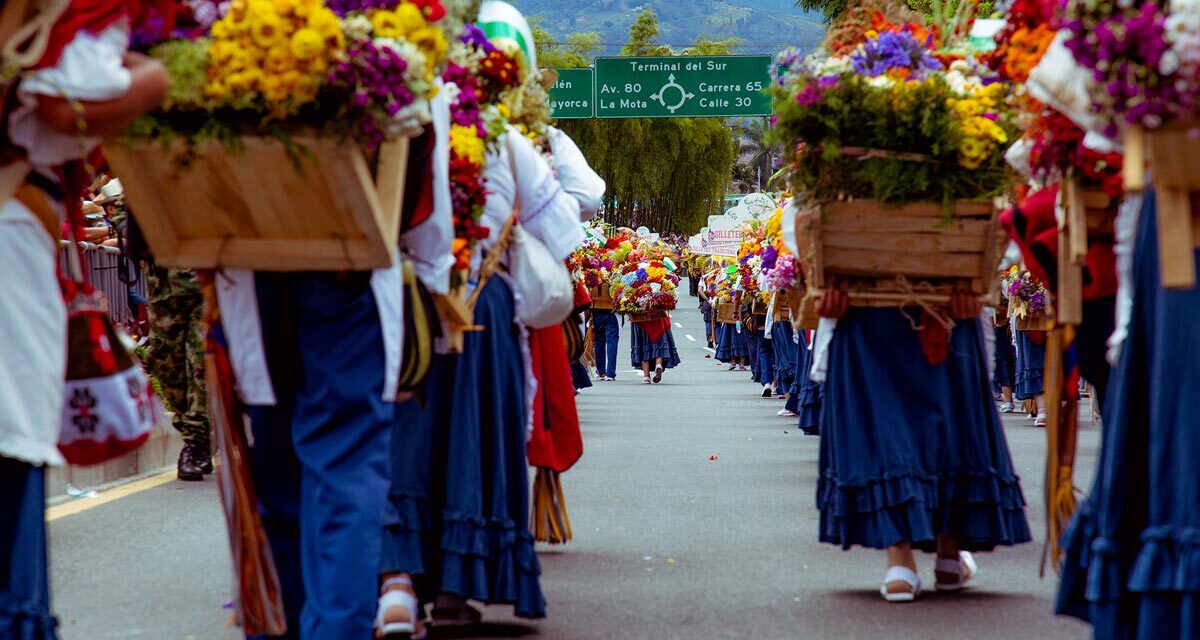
[934, 551, 978, 591]
[376, 577, 420, 638]
[879, 566, 922, 603]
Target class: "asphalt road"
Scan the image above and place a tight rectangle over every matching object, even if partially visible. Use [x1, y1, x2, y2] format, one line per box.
[49, 302, 1097, 640]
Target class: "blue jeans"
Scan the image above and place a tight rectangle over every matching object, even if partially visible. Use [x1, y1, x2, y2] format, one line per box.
[246, 272, 394, 640]
[592, 310, 620, 378]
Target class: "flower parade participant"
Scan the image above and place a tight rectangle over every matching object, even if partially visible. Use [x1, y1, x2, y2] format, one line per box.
[1014, 321, 1047, 425]
[992, 312, 1017, 413]
[591, 303, 620, 380]
[630, 309, 681, 384]
[378, 5, 586, 633]
[714, 266, 749, 370]
[698, 265, 717, 351]
[2, 1, 168, 636]
[814, 287, 1032, 602]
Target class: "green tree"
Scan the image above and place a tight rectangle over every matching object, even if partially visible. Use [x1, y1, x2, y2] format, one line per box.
[796, 0, 847, 24]
[532, 9, 737, 233]
[738, 117, 781, 191]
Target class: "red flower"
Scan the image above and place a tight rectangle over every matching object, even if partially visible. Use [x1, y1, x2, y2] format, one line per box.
[409, 0, 446, 22]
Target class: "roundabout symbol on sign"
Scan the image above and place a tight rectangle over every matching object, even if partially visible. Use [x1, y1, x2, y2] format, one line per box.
[650, 74, 695, 113]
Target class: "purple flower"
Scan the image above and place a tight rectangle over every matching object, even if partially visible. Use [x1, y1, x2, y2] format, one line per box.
[848, 29, 943, 78]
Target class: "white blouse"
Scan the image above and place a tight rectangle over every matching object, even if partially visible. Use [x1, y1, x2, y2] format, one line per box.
[548, 127, 605, 220]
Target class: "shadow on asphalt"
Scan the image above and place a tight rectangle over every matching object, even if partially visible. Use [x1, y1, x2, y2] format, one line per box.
[428, 623, 538, 638]
[821, 588, 1056, 606]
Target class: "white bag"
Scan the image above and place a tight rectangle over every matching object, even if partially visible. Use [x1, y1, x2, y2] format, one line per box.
[1026, 31, 1104, 135]
[507, 223, 575, 329]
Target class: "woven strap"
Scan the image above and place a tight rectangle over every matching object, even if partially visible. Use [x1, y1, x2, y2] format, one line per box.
[2, 0, 70, 70]
[465, 209, 518, 312]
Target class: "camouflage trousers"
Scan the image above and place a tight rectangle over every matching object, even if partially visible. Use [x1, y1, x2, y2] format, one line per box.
[145, 293, 210, 445]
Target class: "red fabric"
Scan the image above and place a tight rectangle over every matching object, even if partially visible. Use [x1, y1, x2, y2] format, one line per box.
[1028, 329, 1048, 346]
[1000, 185, 1059, 288]
[34, 0, 174, 70]
[1083, 241, 1118, 300]
[572, 280, 591, 312]
[918, 311, 949, 366]
[526, 326, 584, 473]
[636, 317, 670, 343]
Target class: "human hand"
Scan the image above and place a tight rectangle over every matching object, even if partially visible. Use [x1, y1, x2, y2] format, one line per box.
[817, 287, 849, 319]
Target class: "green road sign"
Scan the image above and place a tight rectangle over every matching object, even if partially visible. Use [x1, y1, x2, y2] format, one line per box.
[594, 55, 772, 119]
[549, 68, 595, 119]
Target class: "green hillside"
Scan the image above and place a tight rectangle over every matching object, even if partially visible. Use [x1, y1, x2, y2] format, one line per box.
[511, 0, 826, 57]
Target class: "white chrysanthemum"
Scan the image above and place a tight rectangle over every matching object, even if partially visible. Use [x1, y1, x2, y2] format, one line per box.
[342, 14, 372, 41]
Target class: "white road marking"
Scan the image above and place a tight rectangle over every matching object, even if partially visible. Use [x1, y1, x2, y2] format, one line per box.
[674, 322, 683, 328]
[685, 334, 696, 342]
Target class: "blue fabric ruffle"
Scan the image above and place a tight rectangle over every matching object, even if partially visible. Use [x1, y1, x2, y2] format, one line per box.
[629, 323, 681, 369]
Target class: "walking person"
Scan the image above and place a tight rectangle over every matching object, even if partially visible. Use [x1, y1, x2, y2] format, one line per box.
[145, 267, 212, 481]
[1014, 325, 1047, 426]
[630, 313, 681, 384]
[813, 288, 1031, 602]
[591, 307, 620, 381]
[992, 314, 1017, 413]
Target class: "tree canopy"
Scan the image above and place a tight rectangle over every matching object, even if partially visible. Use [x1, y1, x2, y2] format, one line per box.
[534, 7, 737, 233]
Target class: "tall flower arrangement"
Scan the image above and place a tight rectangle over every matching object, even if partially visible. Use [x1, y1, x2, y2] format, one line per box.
[609, 258, 680, 314]
[770, 17, 1017, 206]
[759, 207, 799, 292]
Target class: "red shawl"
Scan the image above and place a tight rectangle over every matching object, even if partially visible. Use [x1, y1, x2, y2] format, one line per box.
[526, 326, 584, 473]
[34, 0, 175, 69]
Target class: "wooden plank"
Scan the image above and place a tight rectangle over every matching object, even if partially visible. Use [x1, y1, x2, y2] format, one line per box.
[979, 203, 1004, 297]
[822, 229, 987, 254]
[824, 247, 982, 278]
[1125, 126, 1145, 192]
[375, 138, 410, 248]
[823, 213, 993, 237]
[823, 199, 994, 219]
[1058, 223, 1083, 324]
[1157, 187, 1197, 289]
[1063, 177, 1088, 265]
[1147, 121, 1200, 191]
[101, 144, 182, 259]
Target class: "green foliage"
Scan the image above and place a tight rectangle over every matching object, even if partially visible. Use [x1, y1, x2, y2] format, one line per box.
[795, 0, 847, 24]
[769, 74, 1016, 205]
[534, 9, 736, 232]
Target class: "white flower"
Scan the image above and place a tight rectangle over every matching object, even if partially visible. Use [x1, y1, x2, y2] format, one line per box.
[342, 14, 372, 41]
[1161, 50, 1181, 75]
[867, 75, 894, 89]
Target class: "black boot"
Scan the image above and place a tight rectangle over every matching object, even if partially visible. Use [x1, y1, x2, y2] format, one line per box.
[177, 442, 212, 481]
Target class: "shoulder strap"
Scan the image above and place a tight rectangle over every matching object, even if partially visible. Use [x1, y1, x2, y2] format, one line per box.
[2, 0, 70, 71]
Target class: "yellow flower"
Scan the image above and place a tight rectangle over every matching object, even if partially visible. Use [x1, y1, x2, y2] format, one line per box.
[204, 80, 231, 99]
[271, 0, 296, 17]
[289, 27, 323, 60]
[409, 26, 447, 63]
[264, 46, 294, 74]
[449, 125, 485, 165]
[250, 13, 286, 48]
[209, 40, 239, 68]
[261, 75, 290, 102]
[370, 4, 424, 39]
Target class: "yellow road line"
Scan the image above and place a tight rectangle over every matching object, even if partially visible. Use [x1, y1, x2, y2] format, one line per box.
[47, 470, 177, 522]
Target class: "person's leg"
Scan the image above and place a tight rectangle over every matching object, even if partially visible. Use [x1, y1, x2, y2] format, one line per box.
[604, 314, 620, 379]
[0, 458, 55, 636]
[245, 274, 305, 639]
[181, 295, 213, 473]
[592, 314, 607, 378]
[884, 542, 918, 596]
[288, 273, 395, 639]
[145, 293, 200, 479]
[641, 361, 651, 382]
[653, 356, 664, 383]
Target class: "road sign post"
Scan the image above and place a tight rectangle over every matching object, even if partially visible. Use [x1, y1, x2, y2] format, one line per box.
[548, 68, 595, 119]
[593, 55, 772, 119]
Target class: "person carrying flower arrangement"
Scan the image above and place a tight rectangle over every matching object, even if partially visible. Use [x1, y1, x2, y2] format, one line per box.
[772, 4, 1033, 602]
[377, 3, 589, 634]
[1, 1, 169, 636]
[714, 266, 749, 370]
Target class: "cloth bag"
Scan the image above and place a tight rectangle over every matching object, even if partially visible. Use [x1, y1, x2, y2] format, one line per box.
[507, 223, 575, 328]
[59, 183, 164, 466]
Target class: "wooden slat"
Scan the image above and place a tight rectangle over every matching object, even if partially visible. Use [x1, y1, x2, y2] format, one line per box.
[1125, 126, 1145, 192]
[1147, 121, 1200, 191]
[824, 247, 982, 278]
[823, 228, 988, 254]
[375, 139, 410, 248]
[1063, 177, 1088, 265]
[823, 214, 993, 237]
[823, 199, 993, 219]
[1058, 223, 1083, 325]
[1156, 187, 1197, 289]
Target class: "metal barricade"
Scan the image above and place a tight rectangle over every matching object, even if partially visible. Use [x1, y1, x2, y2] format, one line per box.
[59, 241, 148, 329]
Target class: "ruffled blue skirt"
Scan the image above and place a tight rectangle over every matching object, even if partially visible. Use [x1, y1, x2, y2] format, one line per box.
[1015, 329, 1046, 400]
[0, 459, 57, 640]
[817, 308, 1031, 552]
[715, 322, 748, 361]
[381, 279, 544, 619]
[771, 321, 798, 392]
[629, 323, 681, 369]
[1056, 190, 1200, 639]
[992, 324, 1016, 391]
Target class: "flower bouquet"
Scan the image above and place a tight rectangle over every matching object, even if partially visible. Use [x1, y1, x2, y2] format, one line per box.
[571, 231, 630, 310]
[1060, 0, 1200, 288]
[104, 0, 454, 271]
[771, 8, 1014, 309]
[610, 258, 679, 321]
[1005, 267, 1050, 330]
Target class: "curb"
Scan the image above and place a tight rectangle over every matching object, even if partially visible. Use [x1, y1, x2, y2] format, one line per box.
[48, 422, 184, 498]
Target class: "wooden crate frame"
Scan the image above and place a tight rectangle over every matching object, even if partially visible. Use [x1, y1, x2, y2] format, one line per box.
[104, 136, 408, 271]
[794, 199, 1006, 308]
[716, 302, 737, 324]
[629, 309, 669, 323]
[1058, 177, 1120, 324]
[1142, 122, 1200, 290]
[588, 285, 614, 310]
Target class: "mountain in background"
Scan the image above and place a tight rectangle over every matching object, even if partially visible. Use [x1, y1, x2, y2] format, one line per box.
[511, 0, 826, 57]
